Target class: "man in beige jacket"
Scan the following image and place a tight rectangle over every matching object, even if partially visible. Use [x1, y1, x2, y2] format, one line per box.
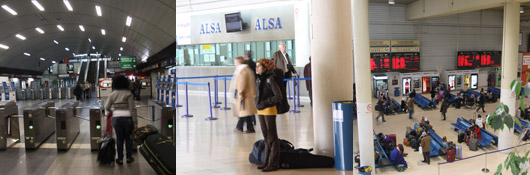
[420, 132, 431, 165]
[233, 56, 257, 133]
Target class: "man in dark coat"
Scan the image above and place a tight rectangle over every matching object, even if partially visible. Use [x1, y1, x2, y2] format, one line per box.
[271, 43, 298, 79]
[303, 56, 312, 106]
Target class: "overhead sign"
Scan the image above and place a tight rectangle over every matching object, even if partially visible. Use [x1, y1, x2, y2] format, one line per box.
[457, 51, 501, 69]
[120, 56, 137, 70]
[370, 52, 420, 72]
[391, 47, 420, 52]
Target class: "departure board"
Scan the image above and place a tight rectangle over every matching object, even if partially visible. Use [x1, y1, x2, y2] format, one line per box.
[457, 51, 501, 69]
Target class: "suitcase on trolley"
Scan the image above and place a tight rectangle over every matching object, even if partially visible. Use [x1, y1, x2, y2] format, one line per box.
[446, 148, 455, 162]
[140, 134, 176, 175]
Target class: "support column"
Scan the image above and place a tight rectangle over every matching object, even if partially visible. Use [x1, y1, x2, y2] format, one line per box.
[353, 0, 375, 169]
[294, 0, 311, 67]
[310, 0, 353, 157]
[499, 1, 520, 152]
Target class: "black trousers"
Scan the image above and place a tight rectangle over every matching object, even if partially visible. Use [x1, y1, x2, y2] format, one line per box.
[258, 115, 280, 167]
[113, 117, 134, 160]
[309, 91, 313, 106]
[476, 103, 485, 112]
[236, 115, 255, 132]
[423, 151, 430, 164]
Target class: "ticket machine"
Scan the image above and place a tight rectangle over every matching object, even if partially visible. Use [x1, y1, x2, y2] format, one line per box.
[98, 78, 113, 98]
[166, 75, 172, 105]
[156, 76, 161, 101]
[172, 75, 177, 108]
[160, 76, 166, 103]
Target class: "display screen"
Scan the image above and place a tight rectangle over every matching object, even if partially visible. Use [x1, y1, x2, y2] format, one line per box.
[402, 78, 411, 95]
[370, 52, 420, 72]
[457, 51, 501, 69]
[225, 12, 243, 33]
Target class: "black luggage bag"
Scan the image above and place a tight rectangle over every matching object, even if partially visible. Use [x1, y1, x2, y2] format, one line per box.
[140, 134, 176, 175]
[280, 151, 334, 169]
[97, 135, 116, 166]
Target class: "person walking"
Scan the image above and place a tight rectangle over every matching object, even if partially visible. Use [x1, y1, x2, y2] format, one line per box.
[245, 51, 257, 126]
[255, 58, 282, 172]
[375, 97, 386, 122]
[440, 95, 450, 120]
[74, 82, 83, 101]
[232, 56, 257, 133]
[104, 75, 137, 165]
[84, 81, 91, 99]
[303, 56, 312, 106]
[476, 89, 486, 113]
[407, 96, 415, 119]
[420, 132, 431, 165]
[135, 79, 142, 100]
[430, 88, 437, 102]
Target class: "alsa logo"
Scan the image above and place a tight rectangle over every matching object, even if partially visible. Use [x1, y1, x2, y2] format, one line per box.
[199, 22, 221, 34]
[255, 17, 282, 30]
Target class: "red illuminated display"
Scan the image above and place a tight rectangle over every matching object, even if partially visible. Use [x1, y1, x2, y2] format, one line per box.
[457, 51, 501, 69]
[370, 52, 420, 72]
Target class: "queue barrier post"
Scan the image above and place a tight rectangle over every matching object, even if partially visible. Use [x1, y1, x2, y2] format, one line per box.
[296, 75, 304, 107]
[181, 82, 193, 118]
[290, 76, 300, 113]
[205, 82, 217, 121]
[175, 78, 183, 108]
[221, 77, 231, 110]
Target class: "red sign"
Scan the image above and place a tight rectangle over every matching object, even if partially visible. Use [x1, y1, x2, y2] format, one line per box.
[457, 51, 501, 69]
[13, 74, 21, 78]
[370, 52, 420, 72]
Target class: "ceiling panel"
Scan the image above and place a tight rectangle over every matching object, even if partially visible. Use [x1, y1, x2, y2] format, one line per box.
[0, 0, 176, 73]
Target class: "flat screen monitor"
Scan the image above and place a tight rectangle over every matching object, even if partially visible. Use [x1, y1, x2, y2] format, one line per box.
[225, 12, 243, 33]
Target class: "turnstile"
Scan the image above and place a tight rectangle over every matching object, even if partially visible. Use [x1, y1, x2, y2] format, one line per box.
[55, 101, 80, 151]
[34, 88, 41, 100]
[150, 100, 175, 142]
[24, 89, 33, 100]
[23, 101, 55, 149]
[16, 89, 24, 101]
[51, 88, 58, 99]
[68, 87, 74, 99]
[89, 102, 103, 151]
[0, 101, 20, 150]
[59, 87, 67, 99]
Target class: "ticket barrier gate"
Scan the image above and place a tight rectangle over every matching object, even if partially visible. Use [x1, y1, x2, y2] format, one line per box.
[59, 87, 66, 99]
[24, 89, 33, 100]
[0, 101, 20, 150]
[16, 89, 24, 101]
[69, 87, 74, 99]
[148, 100, 175, 142]
[33, 87, 41, 100]
[51, 88, 58, 99]
[42, 88, 49, 100]
[87, 101, 138, 151]
[55, 101, 80, 151]
[24, 101, 56, 149]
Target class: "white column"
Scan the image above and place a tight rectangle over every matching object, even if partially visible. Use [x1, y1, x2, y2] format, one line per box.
[353, 0, 375, 169]
[499, 1, 520, 152]
[294, 0, 311, 67]
[310, 0, 353, 157]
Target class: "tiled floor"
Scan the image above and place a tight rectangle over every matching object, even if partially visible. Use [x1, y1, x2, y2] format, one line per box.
[176, 88, 530, 175]
[0, 95, 158, 175]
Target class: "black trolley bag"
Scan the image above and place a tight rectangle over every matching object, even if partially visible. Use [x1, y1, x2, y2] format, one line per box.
[140, 133, 176, 175]
[279, 150, 334, 169]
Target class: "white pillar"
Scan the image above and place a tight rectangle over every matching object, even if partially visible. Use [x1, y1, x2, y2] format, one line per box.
[499, 1, 520, 152]
[310, 0, 354, 157]
[294, 0, 311, 67]
[353, 0, 375, 169]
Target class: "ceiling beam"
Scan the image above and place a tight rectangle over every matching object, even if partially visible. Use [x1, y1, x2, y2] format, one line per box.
[406, 0, 530, 21]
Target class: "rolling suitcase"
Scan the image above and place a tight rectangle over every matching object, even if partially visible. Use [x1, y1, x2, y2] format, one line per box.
[140, 134, 176, 175]
[388, 134, 396, 145]
[469, 136, 479, 151]
[446, 148, 455, 162]
[455, 145, 463, 159]
[458, 133, 465, 143]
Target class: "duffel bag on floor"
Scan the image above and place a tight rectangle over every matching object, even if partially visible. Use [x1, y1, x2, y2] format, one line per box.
[280, 151, 334, 169]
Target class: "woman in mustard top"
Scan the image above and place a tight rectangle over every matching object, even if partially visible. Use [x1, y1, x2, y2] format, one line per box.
[254, 58, 282, 172]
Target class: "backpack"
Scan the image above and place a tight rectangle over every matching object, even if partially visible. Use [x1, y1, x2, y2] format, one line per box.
[273, 69, 290, 114]
[249, 139, 295, 165]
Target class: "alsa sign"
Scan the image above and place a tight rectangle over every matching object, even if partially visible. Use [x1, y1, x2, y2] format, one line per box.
[199, 17, 283, 34]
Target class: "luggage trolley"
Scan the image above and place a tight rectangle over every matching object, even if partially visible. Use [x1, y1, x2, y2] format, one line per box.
[0, 101, 20, 150]
[24, 101, 56, 149]
[55, 101, 80, 151]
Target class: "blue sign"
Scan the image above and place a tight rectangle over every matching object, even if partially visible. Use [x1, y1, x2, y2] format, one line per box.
[199, 22, 222, 34]
[254, 17, 282, 30]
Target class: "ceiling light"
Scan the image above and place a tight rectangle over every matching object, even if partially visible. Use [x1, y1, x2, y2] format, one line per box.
[95, 5, 102, 16]
[72, 53, 75, 56]
[521, 7, 525, 13]
[31, 0, 45, 11]
[35, 27, 44, 34]
[53, 40, 59, 44]
[2, 5, 17, 15]
[88, 38, 92, 42]
[40, 58, 45, 61]
[15, 34, 26, 40]
[101, 29, 106, 35]
[52, 61, 56, 64]
[0, 44, 9, 49]
[57, 25, 64, 31]
[120, 47, 123, 51]
[79, 25, 85, 31]
[119, 53, 121, 57]
[126, 16, 132, 26]
[63, 0, 73, 11]
[65, 48, 69, 51]
[92, 46, 95, 50]
[24, 53, 31, 56]
[122, 36, 126, 42]
[388, 0, 395, 5]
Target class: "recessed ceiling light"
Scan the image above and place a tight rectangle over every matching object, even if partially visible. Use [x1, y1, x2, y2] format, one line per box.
[2, 5, 17, 15]
[88, 38, 92, 42]
[95, 5, 102, 16]
[388, 0, 395, 5]
[120, 47, 123, 51]
[79, 25, 85, 31]
[92, 46, 95, 50]
[0, 44, 9, 49]
[122, 36, 126, 42]
[65, 47, 69, 51]
[35, 27, 44, 34]
[57, 25, 64, 31]
[521, 7, 525, 13]
[52, 60, 56, 64]
[72, 53, 75, 56]
[24, 52, 31, 56]
[63, 0, 73, 11]
[101, 29, 105, 35]
[31, 0, 45, 11]
[15, 34, 26, 40]
[126, 16, 132, 26]
[119, 53, 121, 57]
[53, 40, 59, 44]
[40, 58, 45, 61]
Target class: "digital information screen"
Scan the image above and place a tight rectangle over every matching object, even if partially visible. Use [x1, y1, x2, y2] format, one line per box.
[370, 52, 420, 72]
[457, 51, 501, 69]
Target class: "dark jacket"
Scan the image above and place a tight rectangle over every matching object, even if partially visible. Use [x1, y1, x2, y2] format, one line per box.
[255, 70, 283, 110]
[440, 100, 450, 114]
[246, 59, 257, 77]
[304, 62, 311, 92]
[271, 51, 297, 79]
[74, 85, 83, 96]
[390, 147, 407, 168]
